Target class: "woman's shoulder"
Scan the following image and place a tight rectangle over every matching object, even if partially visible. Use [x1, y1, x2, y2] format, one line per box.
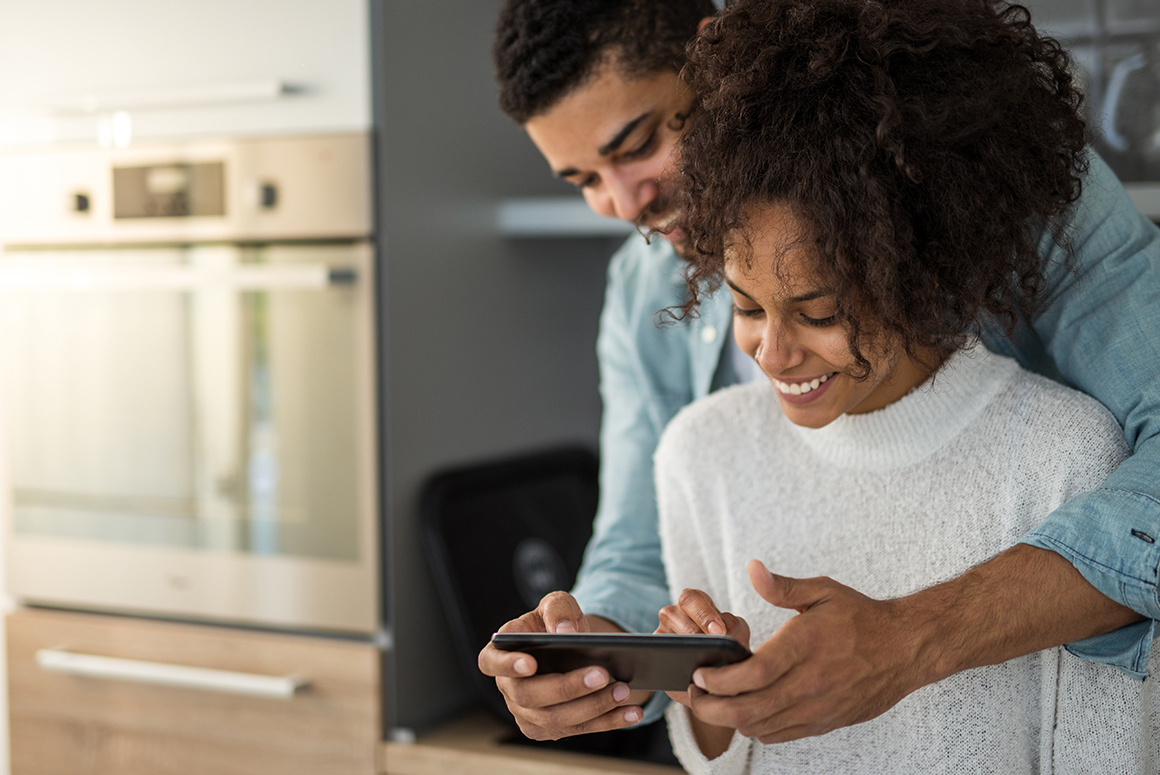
[657, 382, 780, 459]
[985, 354, 1129, 464]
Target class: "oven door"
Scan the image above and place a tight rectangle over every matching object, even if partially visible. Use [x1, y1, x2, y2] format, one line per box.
[0, 241, 377, 634]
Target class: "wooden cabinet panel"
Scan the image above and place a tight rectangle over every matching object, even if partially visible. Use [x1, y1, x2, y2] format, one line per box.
[7, 607, 379, 775]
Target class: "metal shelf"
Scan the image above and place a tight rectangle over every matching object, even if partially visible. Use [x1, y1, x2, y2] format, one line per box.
[496, 197, 634, 237]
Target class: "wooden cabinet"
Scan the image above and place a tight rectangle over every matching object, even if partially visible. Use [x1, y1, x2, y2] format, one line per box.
[7, 607, 380, 775]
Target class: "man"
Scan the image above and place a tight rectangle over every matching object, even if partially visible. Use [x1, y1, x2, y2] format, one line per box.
[479, 0, 1159, 746]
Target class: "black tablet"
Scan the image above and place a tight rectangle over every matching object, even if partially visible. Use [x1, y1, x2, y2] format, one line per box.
[491, 631, 751, 692]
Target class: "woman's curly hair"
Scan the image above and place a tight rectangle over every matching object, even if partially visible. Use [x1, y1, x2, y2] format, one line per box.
[674, 0, 1087, 376]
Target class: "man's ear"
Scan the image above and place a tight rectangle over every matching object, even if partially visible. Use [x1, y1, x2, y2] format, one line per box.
[698, 16, 712, 33]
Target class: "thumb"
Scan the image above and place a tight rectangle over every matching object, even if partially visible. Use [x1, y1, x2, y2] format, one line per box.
[747, 559, 826, 613]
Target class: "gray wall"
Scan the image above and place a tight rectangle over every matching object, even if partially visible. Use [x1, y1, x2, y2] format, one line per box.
[372, 0, 625, 730]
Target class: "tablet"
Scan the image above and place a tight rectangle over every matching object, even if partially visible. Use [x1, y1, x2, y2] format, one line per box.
[491, 631, 751, 692]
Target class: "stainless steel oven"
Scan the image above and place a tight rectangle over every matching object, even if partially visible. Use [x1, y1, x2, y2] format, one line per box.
[0, 134, 378, 634]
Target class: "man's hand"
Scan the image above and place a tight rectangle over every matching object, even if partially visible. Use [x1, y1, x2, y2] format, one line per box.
[687, 548, 1145, 744]
[477, 591, 647, 740]
[686, 560, 924, 743]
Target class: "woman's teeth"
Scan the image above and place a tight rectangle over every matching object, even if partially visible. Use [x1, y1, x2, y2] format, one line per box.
[774, 373, 833, 395]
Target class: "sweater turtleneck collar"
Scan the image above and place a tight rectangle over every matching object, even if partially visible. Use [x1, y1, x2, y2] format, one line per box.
[780, 344, 1020, 470]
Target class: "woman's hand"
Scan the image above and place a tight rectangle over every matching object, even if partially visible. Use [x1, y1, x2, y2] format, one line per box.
[655, 587, 750, 760]
[478, 591, 647, 740]
[655, 587, 751, 707]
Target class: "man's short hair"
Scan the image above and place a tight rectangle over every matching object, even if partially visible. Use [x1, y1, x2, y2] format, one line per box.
[493, 0, 715, 124]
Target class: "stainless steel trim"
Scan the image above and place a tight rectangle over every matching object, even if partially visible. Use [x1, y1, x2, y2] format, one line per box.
[0, 264, 357, 292]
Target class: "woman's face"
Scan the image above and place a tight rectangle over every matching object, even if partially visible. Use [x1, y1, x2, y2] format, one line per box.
[726, 202, 936, 429]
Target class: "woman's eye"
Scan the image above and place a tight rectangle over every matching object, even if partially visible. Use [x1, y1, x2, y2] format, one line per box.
[732, 304, 763, 319]
[802, 314, 838, 327]
[576, 174, 599, 189]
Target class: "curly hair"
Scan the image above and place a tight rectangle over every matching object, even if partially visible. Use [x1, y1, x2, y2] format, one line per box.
[674, 0, 1087, 377]
[493, 0, 716, 123]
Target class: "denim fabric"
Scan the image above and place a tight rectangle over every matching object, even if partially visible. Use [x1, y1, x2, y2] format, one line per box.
[571, 152, 1160, 722]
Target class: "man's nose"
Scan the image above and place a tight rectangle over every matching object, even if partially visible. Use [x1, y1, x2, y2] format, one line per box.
[605, 174, 658, 223]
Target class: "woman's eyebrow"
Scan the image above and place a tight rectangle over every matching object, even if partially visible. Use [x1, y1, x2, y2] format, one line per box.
[790, 289, 831, 303]
[726, 275, 830, 304]
[724, 276, 755, 300]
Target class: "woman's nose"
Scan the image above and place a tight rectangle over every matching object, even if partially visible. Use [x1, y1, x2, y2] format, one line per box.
[756, 325, 801, 374]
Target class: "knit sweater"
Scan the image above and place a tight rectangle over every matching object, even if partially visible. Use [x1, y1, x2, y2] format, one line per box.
[655, 346, 1158, 774]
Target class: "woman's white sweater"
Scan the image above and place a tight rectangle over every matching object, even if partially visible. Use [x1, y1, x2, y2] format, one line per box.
[655, 346, 1158, 774]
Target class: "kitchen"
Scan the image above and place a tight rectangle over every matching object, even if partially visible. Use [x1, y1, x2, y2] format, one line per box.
[0, 1, 1157, 774]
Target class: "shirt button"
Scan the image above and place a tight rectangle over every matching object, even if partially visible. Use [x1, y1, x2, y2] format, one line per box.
[700, 325, 718, 343]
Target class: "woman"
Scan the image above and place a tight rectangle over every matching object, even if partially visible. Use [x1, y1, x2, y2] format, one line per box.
[653, 0, 1159, 772]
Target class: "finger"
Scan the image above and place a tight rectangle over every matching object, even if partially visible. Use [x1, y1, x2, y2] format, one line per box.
[502, 665, 612, 711]
[747, 560, 829, 613]
[677, 588, 727, 635]
[692, 633, 797, 698]
[664, 689, 692, 708]
[519, 698, 645, 741]
[538, 591, 588, 633]
[720, 612, 751, 649]
[657, 604, 708, 635]
[478, 640, 538, 679]
[509, 679, 642, 739]
[480, 613, 547, 678]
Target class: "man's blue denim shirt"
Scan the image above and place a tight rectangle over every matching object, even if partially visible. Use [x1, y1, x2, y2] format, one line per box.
[570, 152, 1160, 724]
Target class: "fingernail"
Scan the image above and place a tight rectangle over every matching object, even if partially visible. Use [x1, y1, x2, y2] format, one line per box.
[624, 708, 641, 723]
[514, 658, 532, 675]
[555, 620, 577, 633]
[584, 669, 606, 689]
[693, 670, 707, 690]
[612, 683, 630, 702]
[707, 621, 725, 635]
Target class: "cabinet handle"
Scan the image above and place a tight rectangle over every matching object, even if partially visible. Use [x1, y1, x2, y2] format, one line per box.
[36, 648, 309, 699]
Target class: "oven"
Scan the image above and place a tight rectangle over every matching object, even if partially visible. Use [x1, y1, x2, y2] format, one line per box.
[0, 134, 378, 634]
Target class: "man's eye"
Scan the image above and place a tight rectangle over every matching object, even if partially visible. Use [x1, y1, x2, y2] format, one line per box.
[623, 132, 657, 160]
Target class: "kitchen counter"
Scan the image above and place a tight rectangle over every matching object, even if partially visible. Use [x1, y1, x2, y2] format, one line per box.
[381, 711, 685, 775]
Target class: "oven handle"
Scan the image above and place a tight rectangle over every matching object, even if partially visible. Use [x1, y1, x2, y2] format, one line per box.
[0, 264, 356, 292]
[35, 648, 310, 700]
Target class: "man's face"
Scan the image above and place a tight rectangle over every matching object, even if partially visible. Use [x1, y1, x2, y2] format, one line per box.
[524, 66, 691, 253]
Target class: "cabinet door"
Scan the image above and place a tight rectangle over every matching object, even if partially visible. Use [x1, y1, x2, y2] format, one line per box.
[6, 608, 380, 775]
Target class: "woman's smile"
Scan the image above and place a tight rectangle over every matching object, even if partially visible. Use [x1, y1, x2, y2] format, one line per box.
[771, 372, 837, 403]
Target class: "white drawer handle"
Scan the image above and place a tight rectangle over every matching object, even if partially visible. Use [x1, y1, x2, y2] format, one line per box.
[36, 648, 309, 700]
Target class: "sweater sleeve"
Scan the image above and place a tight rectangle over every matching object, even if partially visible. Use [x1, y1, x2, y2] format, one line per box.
[655, 406, 755, 774]
[665, 702, 752, 775]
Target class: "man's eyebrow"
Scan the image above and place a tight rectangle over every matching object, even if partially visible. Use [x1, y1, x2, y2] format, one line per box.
[598, 112, 650, 156]
[554, 112, 653, 179]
